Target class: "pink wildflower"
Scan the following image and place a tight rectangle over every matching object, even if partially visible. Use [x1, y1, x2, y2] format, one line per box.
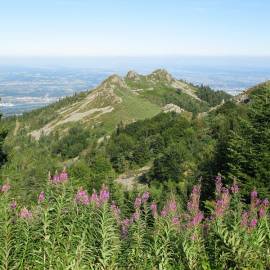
[187, 184, 201, 215]
[172, 216, 180, 225]
[111, 202, 121, 223]
[131, 210, 140, 222]
[222, 190, 230, 206]
[262, 198, 269, 207]
[141, 191, 150, 203]
[249, 218, 257, 229]
[1, 183, 11, 193]
[191, 212, 204, 226]
[134, 197, 142, 209]
[251, 190, 258, 200]
[121, 218, 131, 237]
[215, 176, 222, 196]
[99, 185, 110, 204]
[191, 233, 198, 241]
[59, 171, 68, 182]
[10, 200, 17, 209]
[88, 186, 110, 207]
[258, 198, 269, 218]
[187, 184, 204, 227]
[259, 207, 266, 218]
[214, 188, 230, 217]
[150, 202, 158, 218]
[214, 200, 224, 217]
[51, 169, 68, 184]
[241, 211, 249, 227]
[122, 218, 131, 227]
[161, 207, 168, 217]
[255, 198, 261, 207]
[19, 207, 32, 219]
[221, 187, 229, 194]
[38, 191, 45, 204]
[75, 188, 90, 205]
[168, 200, 177, 213]
[90, 191, 99, 205]
[52, 174, 60, 184]
[231, 183, 239, 194]
[250, 190, 260, 212]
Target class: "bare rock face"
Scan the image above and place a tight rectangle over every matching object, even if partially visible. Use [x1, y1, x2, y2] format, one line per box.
[149, 69, 173, 82]
[126, 70, 140, 81]
[99, 74, 127, 89]
[234, 80, 270, 104]
[235, 93, 250, 103]
[162, 104, 184, 114]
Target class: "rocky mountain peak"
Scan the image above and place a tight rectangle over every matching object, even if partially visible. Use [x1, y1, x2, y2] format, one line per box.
[99, 74, 127, 90]
[126, 70, 140, 80]
[149, 69, 173, 82]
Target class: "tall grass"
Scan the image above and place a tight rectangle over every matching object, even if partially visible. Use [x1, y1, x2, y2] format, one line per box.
[0, 173, 269, 270]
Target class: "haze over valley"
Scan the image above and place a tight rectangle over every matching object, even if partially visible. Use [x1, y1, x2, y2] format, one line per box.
[1, 56, 270, 116]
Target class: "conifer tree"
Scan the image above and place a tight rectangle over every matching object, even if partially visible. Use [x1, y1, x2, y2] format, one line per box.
[227, 87, 270, 196]
[0, 102, 7, 166]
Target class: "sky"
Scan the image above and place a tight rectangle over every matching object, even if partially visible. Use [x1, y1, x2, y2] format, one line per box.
[0, 0, 270, 57]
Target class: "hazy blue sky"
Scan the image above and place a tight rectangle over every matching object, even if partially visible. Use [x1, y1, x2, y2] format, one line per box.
[1, 0, 269, 57]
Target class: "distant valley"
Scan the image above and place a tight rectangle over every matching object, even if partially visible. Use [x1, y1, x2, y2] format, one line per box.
[1, 56, 270, 116]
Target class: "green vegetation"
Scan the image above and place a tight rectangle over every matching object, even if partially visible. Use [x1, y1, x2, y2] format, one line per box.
[21, 92, 88, 130]
[195, 84, 231, 106]
[227, 86, 270, 197]
[0, 71, 269, 208]
[99, 86, 161, 133]
[0, 71, 269, 269]
[52, 126, 92, 159]
[125, 77, 211, 114]
[1, 70, 230, 201]
[107, 112, 213, 192]
[0, 108, 8, 167]
[0, 175, 269, 269]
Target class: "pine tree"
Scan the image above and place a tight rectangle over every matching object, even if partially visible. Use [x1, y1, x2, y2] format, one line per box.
[227, 87, 270, 196]
[0, 105, 8, 166]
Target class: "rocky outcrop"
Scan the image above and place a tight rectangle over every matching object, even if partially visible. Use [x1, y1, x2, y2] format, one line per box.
[148, 69, 173, 82]
[148, 69, 202, 101]
[30, 75, 126, 140]
[234, 92, 250, 103]
[162, 104, 184, 114]
[99, 74, 127, 89]
[126, 70, 140, 81]
[234, 80, 270, 104]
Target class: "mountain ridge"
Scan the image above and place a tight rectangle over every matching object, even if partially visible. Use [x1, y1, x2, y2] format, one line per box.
[27, 69, 222, 140]
[1, 70, 269, 202]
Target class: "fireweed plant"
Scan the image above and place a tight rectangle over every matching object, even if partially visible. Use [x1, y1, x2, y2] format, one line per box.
[0, 172, 269, 270]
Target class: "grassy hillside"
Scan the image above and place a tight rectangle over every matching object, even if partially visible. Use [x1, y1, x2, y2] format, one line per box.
[7, 69, 231, 139]
[96, 86, 161, 133]
[0, 69, 235, 201]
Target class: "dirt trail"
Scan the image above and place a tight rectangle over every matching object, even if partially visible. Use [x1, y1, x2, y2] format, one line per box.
[115, 166, 150, 191]
[31, 106, 114, 140]
[171, 80, 202, 101]
[198, 99, 225, 118]
[30, 84, 122, 140]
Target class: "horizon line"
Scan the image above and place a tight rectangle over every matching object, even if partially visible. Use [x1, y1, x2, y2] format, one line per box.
[1, 54, 270, 59]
